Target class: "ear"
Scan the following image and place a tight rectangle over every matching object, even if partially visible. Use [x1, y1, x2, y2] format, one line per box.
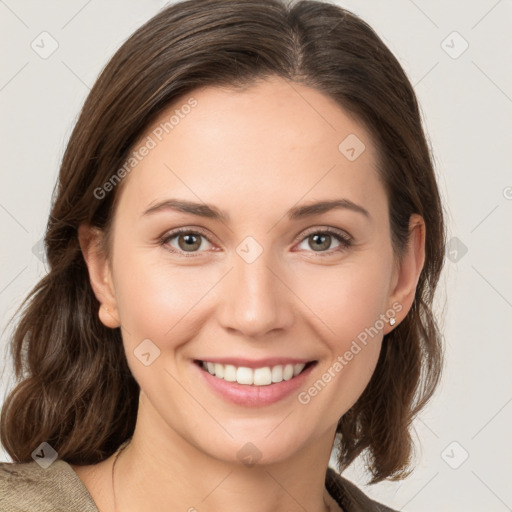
[384, 213, 426, 333]
[78, 223, 121, 329]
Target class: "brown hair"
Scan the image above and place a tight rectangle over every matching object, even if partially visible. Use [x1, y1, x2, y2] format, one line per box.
[1, 0, 445, 484]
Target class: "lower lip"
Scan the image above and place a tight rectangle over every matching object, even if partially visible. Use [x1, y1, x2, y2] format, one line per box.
[193, 361, 317, 407]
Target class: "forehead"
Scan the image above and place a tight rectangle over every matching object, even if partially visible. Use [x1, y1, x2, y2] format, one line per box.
[116, 76, 385, 220]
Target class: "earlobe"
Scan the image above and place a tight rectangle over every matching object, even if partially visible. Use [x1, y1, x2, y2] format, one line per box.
[78, 224, 121, 329]
[98, 303, 121, 329]
[386, 214, 426, 332]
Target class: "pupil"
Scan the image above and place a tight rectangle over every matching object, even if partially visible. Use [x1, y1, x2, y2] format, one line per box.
[179, 234, 200, 251]
[311, 233, 330, 251]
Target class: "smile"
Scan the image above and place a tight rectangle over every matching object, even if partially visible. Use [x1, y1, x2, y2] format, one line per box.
[196, 360, 313, 386]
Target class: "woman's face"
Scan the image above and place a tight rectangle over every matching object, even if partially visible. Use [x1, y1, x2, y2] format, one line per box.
[89, 76, 416, 465]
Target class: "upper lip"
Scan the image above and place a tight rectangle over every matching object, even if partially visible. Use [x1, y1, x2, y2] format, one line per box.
[194, 357, 316, 369]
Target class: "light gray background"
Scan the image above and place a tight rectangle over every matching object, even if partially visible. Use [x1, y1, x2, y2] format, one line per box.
[1, 1, 511, 510]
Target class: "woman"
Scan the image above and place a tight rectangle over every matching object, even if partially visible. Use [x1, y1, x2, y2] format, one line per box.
[0, 0, 445, 510]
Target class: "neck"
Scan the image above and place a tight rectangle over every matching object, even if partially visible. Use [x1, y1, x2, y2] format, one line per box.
[113, 396, 338, 512]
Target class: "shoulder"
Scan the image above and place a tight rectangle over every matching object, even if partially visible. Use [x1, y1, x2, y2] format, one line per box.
[0, 459, 98, 512]
[325, 466, 399, 512]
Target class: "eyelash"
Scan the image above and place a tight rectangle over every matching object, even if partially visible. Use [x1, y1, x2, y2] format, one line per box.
[160, 227, 352, 258]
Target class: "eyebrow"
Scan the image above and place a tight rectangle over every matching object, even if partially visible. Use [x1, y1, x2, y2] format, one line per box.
[142, 198, 370, 222]
[288, 199, 370, 220]
[143, 199, 230, 222]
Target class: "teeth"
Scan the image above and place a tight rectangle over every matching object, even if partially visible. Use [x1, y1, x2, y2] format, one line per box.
[254, 367, 272, 386]
[200, 361, 307, 386]
[271, 365, 283, 383]
[283, 364, 294, 381]
[236, 367, 253, 385]
[214, 363, 224, 378]
[223, 364, 237, 382]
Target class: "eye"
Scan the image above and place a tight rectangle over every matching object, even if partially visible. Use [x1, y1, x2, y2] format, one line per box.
[161, 228, 214, 256]
[160, 226, 352, 258]
[295, 228, 352, 256]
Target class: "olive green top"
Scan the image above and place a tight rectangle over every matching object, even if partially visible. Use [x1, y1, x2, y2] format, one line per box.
[0, 459, 398, 512]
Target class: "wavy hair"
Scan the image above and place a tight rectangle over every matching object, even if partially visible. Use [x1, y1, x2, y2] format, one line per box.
[1, 0, 445, 484]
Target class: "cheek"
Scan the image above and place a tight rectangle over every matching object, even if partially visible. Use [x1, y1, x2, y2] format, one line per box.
[290, 254, 392, 345]
[290, 254, 390, 413]
[299, 265, 386, 425]
[111, 247, 217, 349]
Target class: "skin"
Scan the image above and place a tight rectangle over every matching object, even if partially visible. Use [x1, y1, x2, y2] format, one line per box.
[74, 75, 425, 512]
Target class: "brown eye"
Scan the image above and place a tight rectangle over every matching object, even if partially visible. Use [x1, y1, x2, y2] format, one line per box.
[308, 233, 332, 251]
[177, 233, 202, 252]
[296, 229, 352, 256]
[162, 229, 213, 255]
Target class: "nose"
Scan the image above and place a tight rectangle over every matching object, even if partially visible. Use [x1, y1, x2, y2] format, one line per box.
[216, 247, 295, 339]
